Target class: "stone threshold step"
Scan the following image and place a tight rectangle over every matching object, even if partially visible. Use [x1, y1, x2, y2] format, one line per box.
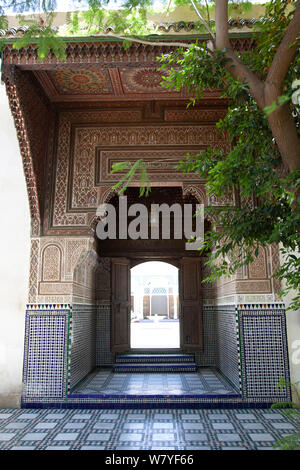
[115, 354, 195, 364]
[113, 364, 197, 373]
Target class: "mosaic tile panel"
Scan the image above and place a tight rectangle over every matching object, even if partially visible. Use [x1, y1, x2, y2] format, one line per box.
[21, 303, 290, 408]
[194, 307, 217, 367]
[238, 306, 291, 400]
[23, 307, 70, 399]
[216, 306, 241, 392]
[69, 304, 96, 391]
[96, 305, 114, 367]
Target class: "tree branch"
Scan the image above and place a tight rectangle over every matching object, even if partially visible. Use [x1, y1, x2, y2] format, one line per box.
[214, 0, 300, 171]
[165, 0, 172, 15]
[265, 0, 300, 100]
[102, 33, 198, 49]
[214, 0, 264, 108]
[190, 0, 215, 41]
[205, 0, 211, 26]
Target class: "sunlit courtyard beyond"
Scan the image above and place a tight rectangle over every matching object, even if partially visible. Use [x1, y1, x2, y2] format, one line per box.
[131, 319, 180, 349]
[130, 261, 180, 349]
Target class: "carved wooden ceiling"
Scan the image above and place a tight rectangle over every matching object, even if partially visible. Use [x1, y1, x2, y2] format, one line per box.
[3, 37, 254, 102]
[33, 66, 212, 102]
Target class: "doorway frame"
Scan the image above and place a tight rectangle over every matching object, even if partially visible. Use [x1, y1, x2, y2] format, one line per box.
[110, 254, 203, 353]
[129, 257, 181, 352]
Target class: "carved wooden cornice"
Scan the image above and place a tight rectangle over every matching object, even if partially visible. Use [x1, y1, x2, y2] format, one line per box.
[1, 37, 255, 71]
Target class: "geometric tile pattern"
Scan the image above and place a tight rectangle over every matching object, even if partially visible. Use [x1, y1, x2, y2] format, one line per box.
[21, 303, 291, 407]
[70, 368, 239, 398]
[0, 408, 298, 450]
[238, 306, 291, 400]
[22, 307, 70, 400]
[195, 307, 217, 367]
[216, 307, 241, 392]
[53, 117, 226, 227]
[96, 305, 113, 367]
[23, 311, 69, 399]
[69, 304, 96, 391]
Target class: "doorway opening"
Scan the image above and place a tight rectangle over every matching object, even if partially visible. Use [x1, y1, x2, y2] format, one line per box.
[130, 261, 180, 349]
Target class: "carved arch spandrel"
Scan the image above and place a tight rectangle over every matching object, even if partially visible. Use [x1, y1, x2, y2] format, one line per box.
[4, 68, 50, 236]
[5, 77, 41, 235]
[182, 184, 207, 206]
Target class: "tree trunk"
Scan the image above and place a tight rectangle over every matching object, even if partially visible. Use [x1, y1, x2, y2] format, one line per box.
[265, 101, 300, 171]
[214, 0, 300, 173]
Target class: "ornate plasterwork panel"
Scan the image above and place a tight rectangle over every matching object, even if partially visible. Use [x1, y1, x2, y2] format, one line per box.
[34, 237, 90, 303]
[65, 240, 91, 278]
[235, 280, 271, 293]
[270, 244, 282, 297]
[28, 239, 40, 303]
[72, 250, 111, 304]
[211, 244, 284, 302]
[207, 192, 235, 207]
[30, 236, 112, 304]
[248, 247, 268, 280]
[94, 148, 206, 188]
[216, 279, 272, 297]
[164, 109, 227, 122]
[41, 244, 62, 281]
[182, 185, 207, 205]
[50, 109, 230, 230]
[214, 243, 275, 300]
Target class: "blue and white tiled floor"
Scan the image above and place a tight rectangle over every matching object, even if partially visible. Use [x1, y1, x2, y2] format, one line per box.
[70, 368, 237, 397]
[0, 408, 299, 450]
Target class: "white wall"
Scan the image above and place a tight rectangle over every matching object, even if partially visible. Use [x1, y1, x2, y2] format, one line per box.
[0, 83, 31, 408]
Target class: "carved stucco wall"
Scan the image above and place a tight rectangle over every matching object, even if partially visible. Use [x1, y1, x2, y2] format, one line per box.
[215, 245, 282, 305]
[44, 107, 228, 234]
[2, 67, 279, 304]
[24, 105, 281, 305]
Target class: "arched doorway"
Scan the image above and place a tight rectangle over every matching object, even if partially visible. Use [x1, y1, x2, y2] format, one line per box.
[97, 187, 205, 352]
[110, 256, 203, 352]
[130, 261, 179, 348]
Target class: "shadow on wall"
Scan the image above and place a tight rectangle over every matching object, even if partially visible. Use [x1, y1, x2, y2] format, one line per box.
[72, 248, 100, 305]
[69, 248, 112, 391]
